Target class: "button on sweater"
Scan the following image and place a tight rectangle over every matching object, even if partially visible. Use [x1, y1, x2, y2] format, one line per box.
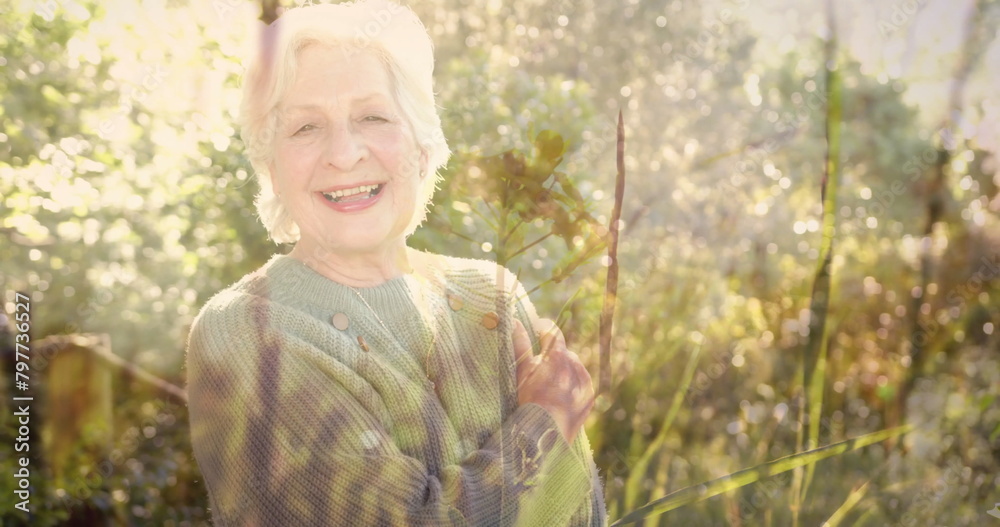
[185, 252, 608, 526]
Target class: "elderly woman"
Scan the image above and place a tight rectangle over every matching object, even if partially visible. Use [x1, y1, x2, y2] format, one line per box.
[185, 1, 606, 525]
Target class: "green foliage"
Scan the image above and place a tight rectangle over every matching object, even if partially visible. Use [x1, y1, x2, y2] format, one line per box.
[420, 126, 607, 301]
[2, 0, 998, 525]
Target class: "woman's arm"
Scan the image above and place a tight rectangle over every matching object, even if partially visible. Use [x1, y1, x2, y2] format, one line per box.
[186, 293, 596, 527]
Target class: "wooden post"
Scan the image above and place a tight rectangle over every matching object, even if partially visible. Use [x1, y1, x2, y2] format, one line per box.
[40, 334, 113, 526]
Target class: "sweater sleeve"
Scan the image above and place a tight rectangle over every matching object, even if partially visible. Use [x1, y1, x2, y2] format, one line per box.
[503, 265, 607, 527]
[185, 294, 595, 527]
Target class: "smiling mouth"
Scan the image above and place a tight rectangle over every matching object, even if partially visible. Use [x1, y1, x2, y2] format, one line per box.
[320, 183, 385, 203]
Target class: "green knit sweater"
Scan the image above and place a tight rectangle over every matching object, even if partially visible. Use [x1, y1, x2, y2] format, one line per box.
[185, 252, 607, 526]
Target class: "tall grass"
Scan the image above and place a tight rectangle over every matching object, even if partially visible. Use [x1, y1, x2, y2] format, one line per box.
[610, 425, 913, 525]
[792, 1, 842, 523]
[602, 1, 941, 524]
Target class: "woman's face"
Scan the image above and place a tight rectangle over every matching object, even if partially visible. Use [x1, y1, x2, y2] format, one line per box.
[269, 44, 424, 259]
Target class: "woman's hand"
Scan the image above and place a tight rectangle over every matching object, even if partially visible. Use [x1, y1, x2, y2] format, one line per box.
[512, 318, 595, 445]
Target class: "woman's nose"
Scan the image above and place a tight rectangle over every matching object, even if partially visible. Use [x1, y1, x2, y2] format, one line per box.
[323, 122, 368, 171]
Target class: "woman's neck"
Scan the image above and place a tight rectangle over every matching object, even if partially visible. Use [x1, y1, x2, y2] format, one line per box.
[288, 241, 423, 288]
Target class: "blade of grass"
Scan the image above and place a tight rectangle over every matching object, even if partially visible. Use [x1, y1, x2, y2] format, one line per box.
[795, 0, 842, 518]
[691, 128, 803, 170]
[621, 339, 703, 514]
[552, 287, 584, 340]
[853, 508, 877, 525]
[609, 338, 686, 522]
[610, 424, 914, 526]
[820, 480, 869, 527]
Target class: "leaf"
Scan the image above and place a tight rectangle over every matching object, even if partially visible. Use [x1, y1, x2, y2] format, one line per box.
[555, 171, 585, 204]
[534, 129, 565, 160]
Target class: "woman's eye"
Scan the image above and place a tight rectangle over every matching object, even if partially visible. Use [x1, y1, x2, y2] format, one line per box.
[293, 124, 316, 135]
[363, 115, 389, 123]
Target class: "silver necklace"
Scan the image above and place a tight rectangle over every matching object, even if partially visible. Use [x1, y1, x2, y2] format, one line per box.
[347, 275, 440, 393]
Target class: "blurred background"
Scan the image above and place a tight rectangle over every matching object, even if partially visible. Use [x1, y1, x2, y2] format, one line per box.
[1, 0, 998, 525]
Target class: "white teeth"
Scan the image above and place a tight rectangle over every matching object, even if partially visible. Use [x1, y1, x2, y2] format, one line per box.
[321, 184, 381, 201]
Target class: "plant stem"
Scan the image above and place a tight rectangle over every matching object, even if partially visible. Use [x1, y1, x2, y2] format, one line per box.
[507, 231, 555, 261]
[598, 110, 626, 397]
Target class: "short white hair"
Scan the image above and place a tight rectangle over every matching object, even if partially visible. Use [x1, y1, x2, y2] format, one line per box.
[239, 0, 450, 244]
